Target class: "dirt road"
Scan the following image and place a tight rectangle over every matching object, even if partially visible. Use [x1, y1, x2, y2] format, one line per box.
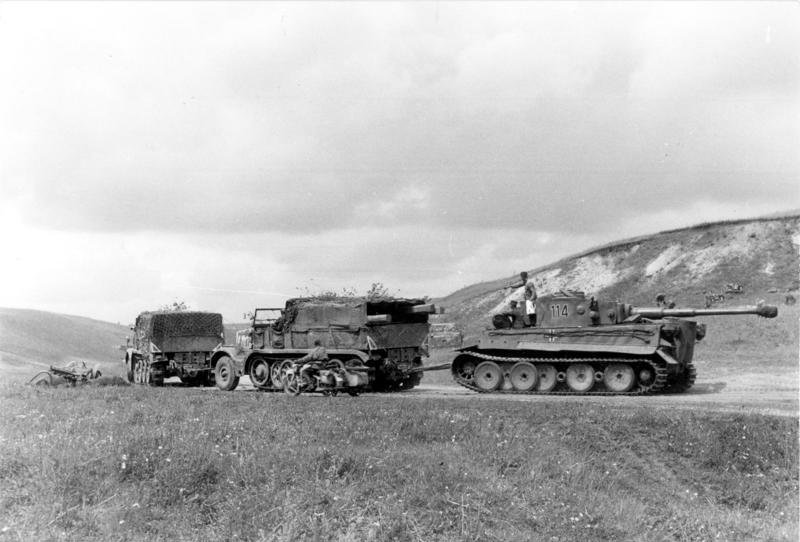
[397, 370, 799, 417]
[231, 368, 798, 417]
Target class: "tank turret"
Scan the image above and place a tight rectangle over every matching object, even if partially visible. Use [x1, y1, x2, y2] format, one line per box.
[452, 291, 778, 396]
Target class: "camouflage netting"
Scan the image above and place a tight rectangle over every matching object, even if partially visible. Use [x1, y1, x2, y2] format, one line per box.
[138, 312, 223, 341]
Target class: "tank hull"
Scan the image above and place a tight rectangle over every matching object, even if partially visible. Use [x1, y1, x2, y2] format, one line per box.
[451, 320, 698, 395]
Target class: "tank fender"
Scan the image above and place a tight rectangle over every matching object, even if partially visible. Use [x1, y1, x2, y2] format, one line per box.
[456, 343, 480, 353]
[656, 349, 680, 366]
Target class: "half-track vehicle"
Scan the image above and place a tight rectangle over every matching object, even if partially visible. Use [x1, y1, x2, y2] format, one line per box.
[451, 291, 778, 395]
[211, 296, 437, 392]
[124, 311, 225, 386]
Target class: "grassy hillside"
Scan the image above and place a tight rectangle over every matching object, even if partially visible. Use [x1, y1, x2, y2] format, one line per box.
[438, 215, 800, 341]
[0, 308, 129, 378]
[2, 215, 797, 381]
[1, 384, 796, 541]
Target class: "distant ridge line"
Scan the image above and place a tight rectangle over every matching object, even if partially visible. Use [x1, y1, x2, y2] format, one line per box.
[553, 212, 800, 269]
[440, 210, 800, 303]
[0, 307, 124, 327]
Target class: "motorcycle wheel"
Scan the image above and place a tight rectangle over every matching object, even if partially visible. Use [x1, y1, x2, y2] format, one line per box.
[283, 373, 301, 396]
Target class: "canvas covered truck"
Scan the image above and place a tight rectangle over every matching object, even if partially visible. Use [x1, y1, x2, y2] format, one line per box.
[124, 311, 225, 386]
[210, 296, 439, 392]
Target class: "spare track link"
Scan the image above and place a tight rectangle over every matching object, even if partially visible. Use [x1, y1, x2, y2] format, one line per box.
[452, 352, 667, 396]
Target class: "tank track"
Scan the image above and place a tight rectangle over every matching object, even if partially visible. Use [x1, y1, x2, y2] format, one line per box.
[663, 362, 696, 394]
[452, 352, 668, 396]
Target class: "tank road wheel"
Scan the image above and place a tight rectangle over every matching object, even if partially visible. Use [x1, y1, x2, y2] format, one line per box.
[249, 357, 271, 390]
[604, 363, 636, 393]
[473, 362, 503, 391]
[638, 367, 654, 386]
[214, 356, 240, 391]
[509, 362, 538, 391]
[452, 355, 478, 384]
[566, 363, 594, 392]
[537, 364, 557, 392]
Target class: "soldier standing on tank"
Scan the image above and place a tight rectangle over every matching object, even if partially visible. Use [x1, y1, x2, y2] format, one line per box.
[517, 271, 537, 326]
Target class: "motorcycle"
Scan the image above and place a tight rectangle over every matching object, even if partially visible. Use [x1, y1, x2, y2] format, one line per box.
[281, 358, 369, 396]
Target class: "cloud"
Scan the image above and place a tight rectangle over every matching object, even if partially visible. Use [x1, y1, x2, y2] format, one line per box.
[2, 2, 797, 240]
[0, 3, 797, 322]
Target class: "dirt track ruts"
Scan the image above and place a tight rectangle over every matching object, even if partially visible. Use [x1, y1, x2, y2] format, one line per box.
[396, 371, 799, 418]
[231, 369, 799, 418]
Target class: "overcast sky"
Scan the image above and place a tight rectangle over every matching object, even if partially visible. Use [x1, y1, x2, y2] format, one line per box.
[1, 2, 798, 324]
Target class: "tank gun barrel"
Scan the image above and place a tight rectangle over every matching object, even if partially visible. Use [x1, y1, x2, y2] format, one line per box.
[406, 303, 438, 314]
[631, 302, 778, 319]
[366, 314, 392, 323]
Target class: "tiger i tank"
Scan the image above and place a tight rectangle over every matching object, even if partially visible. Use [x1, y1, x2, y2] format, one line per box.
[451, 291, 778, 395]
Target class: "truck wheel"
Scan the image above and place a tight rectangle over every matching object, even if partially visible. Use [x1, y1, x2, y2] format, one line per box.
[125, 356, 134, 383]
[215, 356, 239, 391]
[29, 371, 53, 386]
[133, 357, 147, 384]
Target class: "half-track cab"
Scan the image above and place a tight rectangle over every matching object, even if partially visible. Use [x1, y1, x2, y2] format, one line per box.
[124, 311, 225, 386]
[451, 291, 778, 395]
[211, 296, 437, 392]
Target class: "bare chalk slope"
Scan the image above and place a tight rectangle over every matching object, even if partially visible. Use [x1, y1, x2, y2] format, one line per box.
[439, 214, 799, 341]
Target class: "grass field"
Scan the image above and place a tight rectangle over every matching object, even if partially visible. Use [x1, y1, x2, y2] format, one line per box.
[1, 383, 797, 541]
